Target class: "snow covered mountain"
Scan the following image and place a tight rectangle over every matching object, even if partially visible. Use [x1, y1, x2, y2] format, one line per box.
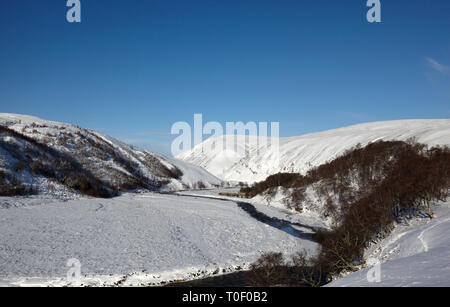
[0, 113, 222, 196]
[177, 120, 450, 183]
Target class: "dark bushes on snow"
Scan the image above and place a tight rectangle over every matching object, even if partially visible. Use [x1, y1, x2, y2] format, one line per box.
[0, 125, 184, 196]
[243, 253, 288, 286]
[246, 173, 304, 198]
[83, 131, 183, 188]
[0, 170, 35, 196]
[243, 251, 328, 287]
[245, 141, 450, 286]
[315, 145, 450, 279]
[165, 165, 183, 179]
[195, 181, 206, 189]
[0, 126, 114, 198]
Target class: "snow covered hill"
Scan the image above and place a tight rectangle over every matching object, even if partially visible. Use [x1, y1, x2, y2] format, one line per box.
[177, 120, 450, 183]
[0, 113, 222, 195]
[328, 201, 450, 287]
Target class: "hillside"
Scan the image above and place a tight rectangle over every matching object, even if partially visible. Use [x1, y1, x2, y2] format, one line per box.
[0, 113, 223, 197]
[241, 140, 450, 286]
[177, 120, 450, 183]
[328, 200, 450, 287]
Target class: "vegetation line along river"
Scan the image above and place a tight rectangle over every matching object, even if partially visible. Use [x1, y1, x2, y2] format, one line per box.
[167, 191, 322, 240]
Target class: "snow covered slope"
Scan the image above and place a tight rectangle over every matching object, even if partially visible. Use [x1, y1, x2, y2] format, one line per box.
[177, 120, 450, 183]
[0, 113, 222, 194]
[0, 193, 315, 286]
[329, 201, 450, 287]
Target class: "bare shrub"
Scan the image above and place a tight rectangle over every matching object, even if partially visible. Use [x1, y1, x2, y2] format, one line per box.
[244, 253, 287, 286]
[13, 161, 26, 172]
[290, 251, 325, 287]
[288, 187, 306, 212]
[196, 181, 206, 189]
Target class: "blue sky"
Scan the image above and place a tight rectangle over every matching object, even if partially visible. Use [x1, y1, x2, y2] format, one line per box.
[1, 0, 449, 155]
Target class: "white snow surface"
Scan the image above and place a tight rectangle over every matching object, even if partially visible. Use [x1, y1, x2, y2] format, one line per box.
[176, 188, 328, 230]
[0, 193, 316, 287]
[177, 119, 450, 183]
[329, 201, 450, 287]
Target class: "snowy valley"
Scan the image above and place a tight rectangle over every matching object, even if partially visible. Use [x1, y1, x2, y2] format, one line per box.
[1, 114, 450, 287]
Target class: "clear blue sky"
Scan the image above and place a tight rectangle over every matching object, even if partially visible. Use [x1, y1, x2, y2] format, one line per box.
[1, 0, 449, 155]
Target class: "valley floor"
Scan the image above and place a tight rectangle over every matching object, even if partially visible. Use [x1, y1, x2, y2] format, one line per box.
[2, 190, 448, 287]
[0, 192, 317, 287]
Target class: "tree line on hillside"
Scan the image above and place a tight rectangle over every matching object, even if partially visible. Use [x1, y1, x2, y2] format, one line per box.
[244, 140, 450, 286]
[0, 126, 114, 197]
[0, 125, 184, 197]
